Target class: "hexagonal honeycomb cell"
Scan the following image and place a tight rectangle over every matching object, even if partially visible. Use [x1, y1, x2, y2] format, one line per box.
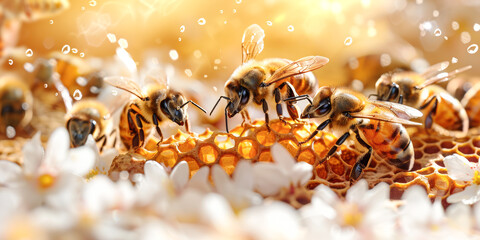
[109, 119, 477, 207]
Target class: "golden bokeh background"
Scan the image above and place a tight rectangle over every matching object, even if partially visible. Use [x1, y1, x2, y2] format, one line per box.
[15, 0, 480, 87]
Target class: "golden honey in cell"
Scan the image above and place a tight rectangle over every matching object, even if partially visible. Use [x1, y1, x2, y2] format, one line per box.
[292, 86, 422, 180]
[210, 24, 329, 132]
[0, 75, 33, 137]
[106, 77, 206, 150]
[375, 62, 471, 137]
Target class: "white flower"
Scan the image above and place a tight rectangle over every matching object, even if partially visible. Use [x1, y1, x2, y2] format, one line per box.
[253, 143, 312, 196]
[84, 135, 118, 179]
[300, 180, 395, 240]
[399, 185, 472, 239]
[212, 161, 262, 211]
[0, 128, 95, 210]
[444, 154, 480, 204]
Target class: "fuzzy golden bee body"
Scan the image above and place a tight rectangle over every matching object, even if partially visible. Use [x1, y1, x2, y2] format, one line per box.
[375, 63, 471, 137]
[0, 75, 33, 137]
[290, 87, 422, 180]
[211, 24, 329, 132]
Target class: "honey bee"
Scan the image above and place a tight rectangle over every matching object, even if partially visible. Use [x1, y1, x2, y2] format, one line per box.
[105, 76, 206, 150]
[65, 99, 117, 152]
[210, 24, 329, 132]
[374, 62, 472, 137]
[0, 74, 33, 137]
[286, 87, 422, 180]
[461, 82, 480, 132]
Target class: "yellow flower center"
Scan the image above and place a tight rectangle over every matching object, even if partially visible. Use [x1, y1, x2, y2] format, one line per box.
[340, 203, 363, 227]
[37, 174, 55, 189]
[473, 171, 480, 185]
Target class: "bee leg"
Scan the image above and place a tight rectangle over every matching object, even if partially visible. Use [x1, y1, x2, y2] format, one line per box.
[135, 114, 145, 145]
[261, 99, 271, 131]
[300, 119, 332, 144]
[274, 88, 287, 125]
[318, 131, 351, 165]
[419, 96, 438, 129]
[398, 95, 404, 104]
[350, 130, 373, 181]
[152, 114, 164, 144]
[97, 135, 107, 152]
[185, 118, 191, 133]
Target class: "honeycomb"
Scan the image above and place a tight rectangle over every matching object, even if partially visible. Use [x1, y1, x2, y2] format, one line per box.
[109, 118, 478, 207]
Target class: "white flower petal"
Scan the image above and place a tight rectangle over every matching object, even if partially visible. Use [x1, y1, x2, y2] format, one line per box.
[170, 161, 189, 190]
[361, 182, 389, 207]
[474, 202, 480, 229]
[44, 128, 70, 168]
[253, 163, 288, 196]
[271, 143, 295, 170]
[201, 193, 235, 228]
[290, 161, 312, 186]
[444, 154, 475, 181]
[21, 132, 44, 175]
[233, 160, 254, 190]
[188, 166, 212, 192]
[401, 185, 431, 225]
[0, 160, 22, 185]
[446, 202, 472, 232]
[144, 160, 168, 183]
[447, 185, 480, 205]
[99, 148, 118, 172]
[83, 175, 117, 214]
[0, 188, 21, 224]
[64, 146, 95, 176]
[313, 184, 339, 205]
[346, 179, 368, 203]
[212, 164, 235, 196]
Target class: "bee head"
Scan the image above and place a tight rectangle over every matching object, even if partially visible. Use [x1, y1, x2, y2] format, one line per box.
[161, 92, 188, 126]
[0, 87, 29, 129]
[66, 117, 95, 147]
[375, 73, 400, 101]
[224, 81, 250, 118]
[301, 86, 333, 119]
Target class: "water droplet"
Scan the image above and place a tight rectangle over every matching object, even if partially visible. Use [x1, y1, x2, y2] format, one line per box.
[213, 66, 218, 70]
[367, 27, 377, 37]
[266, 21, 272, 26]
[72, 48, 78, 54]
[8, 59, 13, 65]
[25, 49, 33, 57]
[89, 0, 96, 6]
[44, 83, 48, 88]
[193, 50, 202, 58]
[461, 32, 471, 44]
[180, 25, 185, 33]
[213, 86, 218, 92]
[62, 45, 71, 54]
[235, 0, 242, 3]
[6, 126, 16, 139]
[467, 44, 478, 54]
[107, 33, 116, 43]
[185, 69, 193, 77]
[24, 63, 34, 72]
[287, 25, 294, 32]
[219, 10, 224, 14]
[79, 53, 85, 57]
[204, 74, 208, 78]
[90, 86, 100, 94]
[452, 21, 459, 31]
[81, 6, 85, 10]
[434, 28, 441, 36]
[433, 10, 439, 17]
[344, 37, 353, 46]
[380, 54, 391, 67]
[118, 38, 128, 49]
[444, 36, 448, 40]
[76, 77, 88, 86]
[169, 49, 179, 61]
[451, 57, 458, 63]
[178, 37, 182, 42]
[214, 59, 221, 64]
[198, 18, 206, 25]
[49, 20, 54, 24]
[474, 23, 480, 32]
[233, 9, 236, 14]
[73, 89, 83, 100]
[224, 20, 227, 24]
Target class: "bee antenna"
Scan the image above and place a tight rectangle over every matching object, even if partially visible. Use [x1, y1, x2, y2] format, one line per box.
[181, 100, 207, 114]
[284, 94, 312, 104]
[225, 102, 231, 133]
[210, 96, 231, 116]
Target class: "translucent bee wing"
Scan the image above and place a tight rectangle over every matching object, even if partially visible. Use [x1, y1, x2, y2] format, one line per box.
[263, 56, 329, 86]
[140, 58, 169, 89]
[104, 76, 146, 100]
[417, 65, 472, 90]
[242, 24, 265, 63]
[115, 47, 138, 78]
[420, 61, 449, 79]
[349, 111, 422, 126]
[370, 100, 423, 119]
[97, 86, 131, 119]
